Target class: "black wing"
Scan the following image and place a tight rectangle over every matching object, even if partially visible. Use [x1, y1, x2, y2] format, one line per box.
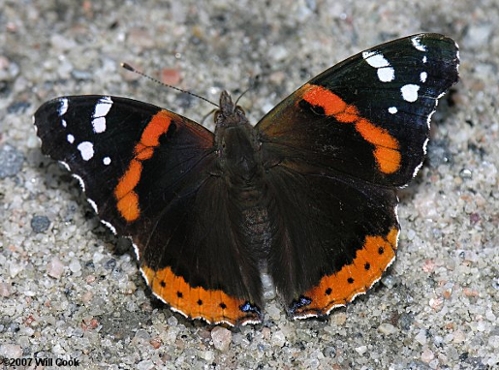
[256, 34, 459, 317]
[34, 96, 262, 325]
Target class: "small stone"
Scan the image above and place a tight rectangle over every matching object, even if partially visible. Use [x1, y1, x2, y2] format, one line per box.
[323, 346, 336, 358]
[0, 282, 12, 297]
[415, 329, 427, 345]
[0, 344, 22, 358]
[421, 348, 435, 363]
[269, 45, 289, 62]
[47, 257, 65, 279]
[265, 302, 281, 321]
[0, 144, 24, 179]
[398, 312, 414, 331]
[166, 315, 178, 327]
[211, 326, 232, 351]
[9, 263, 23, 278]
[488, 335, 499, 349]
[453, 330, 466, 343]
[31, 215, 51, 233]
[271, 330, 286, 347]
[198, 350, 214, 362]
[161, 68, 181, 85]
[149, 338, 162, 349]
[463, 23, 493, 49]
[136, 359, 154, 370]
[104, 258, 116, 270]
[381, 274, 400, 289]
[69, 259, 82, 273]
[355, 345, 368, 355]
[330, 312, 347, 326]
[135, 329, 150, 340]
[378, 322, 398, 335]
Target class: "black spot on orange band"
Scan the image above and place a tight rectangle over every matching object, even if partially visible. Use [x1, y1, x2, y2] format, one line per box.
[299, 84, 401, 174]
[141, 265, 261, 326]
[291, 226, 399, 318]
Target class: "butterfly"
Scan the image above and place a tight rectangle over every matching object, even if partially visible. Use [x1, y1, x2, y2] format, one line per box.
[34, 33, 459, 326]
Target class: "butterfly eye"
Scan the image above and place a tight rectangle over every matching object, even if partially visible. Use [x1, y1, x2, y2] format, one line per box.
[235, 106, 246, 116]
[214, 111, 221, 123]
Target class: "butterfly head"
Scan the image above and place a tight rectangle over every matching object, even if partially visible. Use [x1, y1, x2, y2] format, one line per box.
[214, 91, 262, 183]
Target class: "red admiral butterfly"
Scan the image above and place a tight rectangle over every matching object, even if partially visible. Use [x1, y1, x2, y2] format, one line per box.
[34, 33, 459, 326]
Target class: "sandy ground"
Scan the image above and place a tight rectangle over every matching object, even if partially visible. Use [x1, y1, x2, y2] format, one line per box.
[1, 0, 498, 369]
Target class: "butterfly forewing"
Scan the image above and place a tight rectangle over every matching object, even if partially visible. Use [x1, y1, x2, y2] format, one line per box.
[257, 33, 459, 186]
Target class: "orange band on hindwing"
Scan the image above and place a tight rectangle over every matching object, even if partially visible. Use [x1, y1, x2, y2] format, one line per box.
[114, 110, 172, 222]
[291, 227, 399, 318]
[141, 265, 261, 326]
[300, 84, 401, 174]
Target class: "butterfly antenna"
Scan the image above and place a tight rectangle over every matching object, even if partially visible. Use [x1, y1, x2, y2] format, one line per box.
[234, 86, 252, 106]
[121, 63, 219, 108]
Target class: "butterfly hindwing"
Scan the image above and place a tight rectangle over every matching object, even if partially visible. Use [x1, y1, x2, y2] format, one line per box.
[264, 161, 399, 318]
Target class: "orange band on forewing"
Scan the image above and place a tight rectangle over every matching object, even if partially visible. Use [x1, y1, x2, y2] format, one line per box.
[116, 192, 140, 221]
[355, 118, 401, 174]
[374, 147, 402, 174]
[300, 84, 401, 174]
[141, 265, 259, 326]
[292, 227, 399, 318]
[139, 110, 172, 147]
[114, 160, 142, 199]
[113, 110, 172, 222]
[302, 85, 349, 117]
[355, 119, 398, 149]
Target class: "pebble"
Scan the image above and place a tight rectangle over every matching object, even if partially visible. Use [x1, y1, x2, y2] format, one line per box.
[421, 348, 435, 363]
[0, 344, 22, 358]
[31, 215, 51, 233]
[211, 326, 232, 351]
[47, 257, 65, 279]
[0, 145, 24, 179]
[69, 259, 82, 273]
[378, 322, 398, 335]
[355, 345, 368, 355]
[271, 330, 286, 348]
[0, 282, 11, 297]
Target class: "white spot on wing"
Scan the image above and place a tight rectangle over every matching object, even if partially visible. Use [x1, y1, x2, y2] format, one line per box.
[67, 134, 75, 144]
[411, 36, 427, 52]
[362, 51, 395, 82]
[92, 97, 113, 134]
[401, 84, 420, 102]
[377, 68, 395, 83]
[388, 107, 398, 114]
[103, 156, 111, 165]
[92, 117, 106, 133]
[362, 51, 388, 68]
[420, 71, 428, 83]
[58, 98, 69, 116]
[77, 141, 94, 161]
[61, 119, 67, 128]
[94, 96, 113, 117]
